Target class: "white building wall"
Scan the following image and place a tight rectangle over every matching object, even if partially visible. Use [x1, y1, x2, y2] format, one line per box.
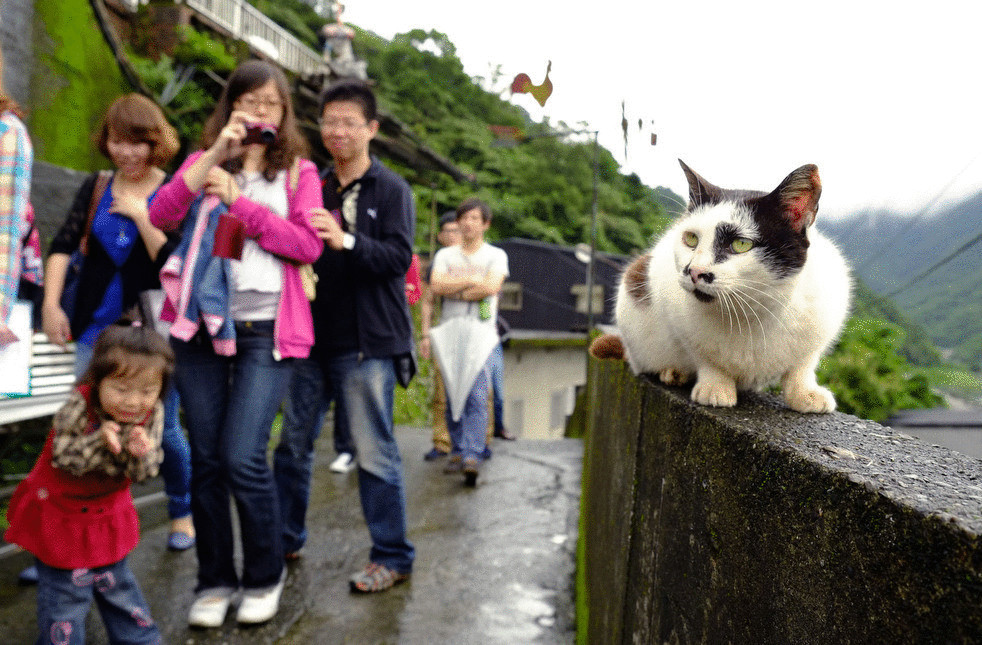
[501, 344, 587, 439]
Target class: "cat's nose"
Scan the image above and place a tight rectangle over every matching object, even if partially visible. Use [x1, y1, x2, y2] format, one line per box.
[688, 267, 714, 284]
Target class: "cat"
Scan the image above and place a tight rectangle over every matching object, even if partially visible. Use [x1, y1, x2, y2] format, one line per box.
[590, 160, 851, 413]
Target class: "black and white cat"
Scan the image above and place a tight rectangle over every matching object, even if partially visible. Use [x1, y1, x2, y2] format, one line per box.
[591, 161, 851, 413]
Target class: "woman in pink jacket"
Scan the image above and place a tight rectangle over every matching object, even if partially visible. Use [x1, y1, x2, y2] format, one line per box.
[148, 59, 322, 628]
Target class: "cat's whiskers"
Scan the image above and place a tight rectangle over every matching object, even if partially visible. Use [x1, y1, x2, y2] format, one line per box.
[716, 289, 741, 337]
[728, 283, 793, 338]
[721, 285, 764, 352]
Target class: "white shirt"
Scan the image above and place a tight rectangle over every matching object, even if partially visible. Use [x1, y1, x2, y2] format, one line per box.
[228, 170, 287, 320]
[432, 243, 509, 325]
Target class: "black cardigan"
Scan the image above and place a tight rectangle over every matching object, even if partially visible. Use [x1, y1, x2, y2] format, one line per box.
[49, 172, 178, 338]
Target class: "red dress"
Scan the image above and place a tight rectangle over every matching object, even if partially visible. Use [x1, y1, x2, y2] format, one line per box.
[3, 387, 140, 570]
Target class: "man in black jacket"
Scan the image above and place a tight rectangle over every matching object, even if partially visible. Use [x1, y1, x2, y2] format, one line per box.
[273, 80, 415, 593]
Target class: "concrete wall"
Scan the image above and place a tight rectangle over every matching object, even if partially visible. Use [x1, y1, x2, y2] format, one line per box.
[0, 0, 35, 108]
[503, 341, 586, 439]
[582, 359, 982, 644]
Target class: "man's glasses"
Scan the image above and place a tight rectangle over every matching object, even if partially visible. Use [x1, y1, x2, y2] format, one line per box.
[320, 118, 369, 132]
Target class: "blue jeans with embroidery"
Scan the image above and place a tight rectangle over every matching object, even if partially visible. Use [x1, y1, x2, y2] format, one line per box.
[35, 558, 160, 645]
[171, 321, 289, 592]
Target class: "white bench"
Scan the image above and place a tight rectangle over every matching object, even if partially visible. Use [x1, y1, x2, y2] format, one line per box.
[0, 334, 76, 428]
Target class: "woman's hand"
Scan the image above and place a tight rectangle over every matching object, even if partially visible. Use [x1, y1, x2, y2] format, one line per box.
[203, 166, 241, 206]
[0, 324, 17, 348]
[209, 110, 255, 162]
[42, 302, 72, 349]
[110, 192, 150, 224]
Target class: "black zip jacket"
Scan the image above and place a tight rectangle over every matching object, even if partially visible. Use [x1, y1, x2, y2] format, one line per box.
[310, 157, 415, 360]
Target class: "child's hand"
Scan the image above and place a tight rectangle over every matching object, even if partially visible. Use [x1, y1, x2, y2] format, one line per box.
[125, 426, 152, 458]
[99, 420, 123, 455]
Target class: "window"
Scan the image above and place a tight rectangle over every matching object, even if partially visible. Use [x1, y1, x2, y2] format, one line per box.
[570, 284, 604, 314]
[499, 282, 523, 311]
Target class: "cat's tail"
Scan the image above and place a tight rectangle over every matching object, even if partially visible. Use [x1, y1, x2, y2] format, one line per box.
[589, 333, 625, 360]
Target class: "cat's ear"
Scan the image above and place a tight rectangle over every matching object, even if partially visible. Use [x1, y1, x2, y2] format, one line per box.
[679, 160, 723, 209]
[771, 164, 822, 232]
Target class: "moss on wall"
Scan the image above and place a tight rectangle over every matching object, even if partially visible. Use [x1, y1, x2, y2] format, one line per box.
[583, 359, 982, 644]
[29, 0, 129, 170]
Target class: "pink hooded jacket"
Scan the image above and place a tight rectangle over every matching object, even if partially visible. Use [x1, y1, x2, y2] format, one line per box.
[149, 151, 324, 359]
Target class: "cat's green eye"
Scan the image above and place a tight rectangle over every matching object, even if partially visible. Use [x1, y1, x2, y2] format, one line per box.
[682, 231, 699, 248]
[731, 238, 754, 254]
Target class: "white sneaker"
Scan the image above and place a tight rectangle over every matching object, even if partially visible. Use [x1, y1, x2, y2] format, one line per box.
[188, 587, 234, 628]
[329, 452, 355, 473]
[236, 570, 286, 625]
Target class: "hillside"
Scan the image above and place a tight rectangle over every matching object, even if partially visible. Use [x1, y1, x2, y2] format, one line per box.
[820, 192, 982, 369]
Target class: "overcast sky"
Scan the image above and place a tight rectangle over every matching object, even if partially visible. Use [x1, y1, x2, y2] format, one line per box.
[341, 0, 982, 220]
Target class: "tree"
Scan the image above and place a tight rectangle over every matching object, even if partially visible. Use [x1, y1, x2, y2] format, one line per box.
[818, 319, 944, 422]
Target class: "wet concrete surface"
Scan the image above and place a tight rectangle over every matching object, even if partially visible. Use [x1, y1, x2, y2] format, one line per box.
[0, 427, 581, 644]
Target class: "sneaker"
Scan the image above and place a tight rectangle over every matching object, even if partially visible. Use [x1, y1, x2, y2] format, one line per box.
[423, 447, 449, 461]
[463, 457, 480, 487]
[188, 587, 234, 628]
[330, 452, 355, 473]
[167, 531, 196, 551]
[349, 562, 410, 593]
[236, 570, 286, 625]
[17, 565, 39, 585]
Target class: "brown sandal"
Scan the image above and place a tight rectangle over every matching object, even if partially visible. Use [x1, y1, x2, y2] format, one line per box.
[349, 563, 410, 593]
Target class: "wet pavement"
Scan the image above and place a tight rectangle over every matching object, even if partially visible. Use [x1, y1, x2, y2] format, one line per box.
[0, 427, 581, 644]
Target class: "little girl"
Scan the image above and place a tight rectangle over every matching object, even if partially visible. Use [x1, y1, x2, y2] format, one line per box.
[4, 318, 173, 644]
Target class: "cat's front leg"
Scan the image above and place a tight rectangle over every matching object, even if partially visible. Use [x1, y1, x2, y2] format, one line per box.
[691, 364, 737, 407]
[782, 362, 836, 413]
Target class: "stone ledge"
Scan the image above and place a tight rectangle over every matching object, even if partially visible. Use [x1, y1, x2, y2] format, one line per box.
[582, 359, 982, 644]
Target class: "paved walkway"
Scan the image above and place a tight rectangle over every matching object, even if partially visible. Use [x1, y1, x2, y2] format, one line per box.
[0, 427, 582, 644]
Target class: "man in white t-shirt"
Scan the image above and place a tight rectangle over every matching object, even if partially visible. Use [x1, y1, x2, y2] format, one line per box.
[429, 198, 509, 486]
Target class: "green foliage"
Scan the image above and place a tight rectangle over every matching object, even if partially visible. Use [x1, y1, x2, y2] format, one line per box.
[850, 279, 942, 367]
[128, 26, 238, 148]
[394, 303, 430, 426]
[818, 318, 945, 422]
[28, 0, 130, 169]
[354, 27, 679, 256]
[172, 25, 238, 72]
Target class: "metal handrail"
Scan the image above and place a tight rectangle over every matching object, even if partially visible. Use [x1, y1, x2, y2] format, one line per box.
[115, 0, 326, 76]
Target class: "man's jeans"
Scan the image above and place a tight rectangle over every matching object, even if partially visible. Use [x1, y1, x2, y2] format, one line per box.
[274, 358, 335, 554]
[277, 352, 414, 574]
[35, 558, 160, 645]
[172, 321, 289, 591]
[446, 360, 490, 462]
[489, 343, 505, 434]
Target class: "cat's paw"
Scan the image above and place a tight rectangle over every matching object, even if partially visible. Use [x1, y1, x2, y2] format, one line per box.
[658, 368, 691, 386]
[691, 381, 738, 407]
[785, 386, 836, 413]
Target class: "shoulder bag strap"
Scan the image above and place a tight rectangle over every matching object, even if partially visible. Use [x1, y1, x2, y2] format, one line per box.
[80, 170, 113, 256]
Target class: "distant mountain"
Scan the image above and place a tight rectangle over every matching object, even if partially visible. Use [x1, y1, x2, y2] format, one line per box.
[820, 191, 982, 369]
